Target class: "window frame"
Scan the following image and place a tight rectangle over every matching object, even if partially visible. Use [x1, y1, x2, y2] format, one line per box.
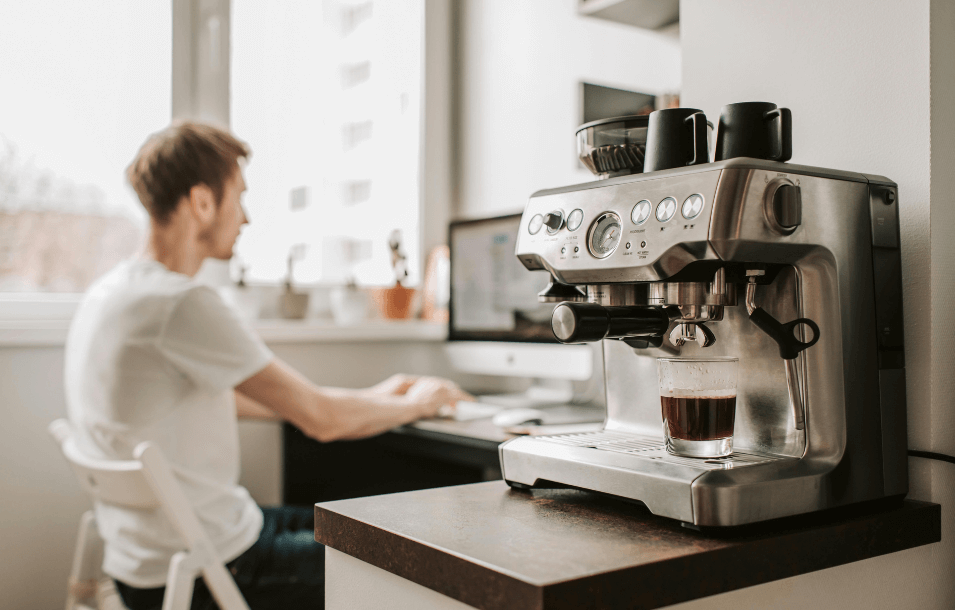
[0, 0, 452, 330]
[0, 0, 227, 320]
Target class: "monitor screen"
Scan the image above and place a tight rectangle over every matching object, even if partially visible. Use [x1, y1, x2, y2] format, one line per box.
[448, 214, 556, 343]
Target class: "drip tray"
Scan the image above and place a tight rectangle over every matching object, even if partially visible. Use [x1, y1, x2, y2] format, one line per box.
[537, 430, 791, 471]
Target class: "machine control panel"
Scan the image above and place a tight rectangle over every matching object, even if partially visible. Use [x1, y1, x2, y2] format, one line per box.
[515, 169, 722, 283]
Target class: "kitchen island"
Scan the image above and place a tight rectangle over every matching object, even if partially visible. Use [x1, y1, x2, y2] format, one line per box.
[315, 481, 940, 610]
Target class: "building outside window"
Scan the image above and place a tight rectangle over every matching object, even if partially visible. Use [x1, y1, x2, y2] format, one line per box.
[231, 0, 422, 288]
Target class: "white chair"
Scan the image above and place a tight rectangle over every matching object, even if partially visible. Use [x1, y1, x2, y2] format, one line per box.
[49, 419, 250, 610]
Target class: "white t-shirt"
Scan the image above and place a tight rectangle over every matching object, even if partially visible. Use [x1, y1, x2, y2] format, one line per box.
[64, 259, 274, 588]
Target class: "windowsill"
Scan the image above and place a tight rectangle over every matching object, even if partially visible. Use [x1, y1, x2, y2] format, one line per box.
[0, 318, 448, 347]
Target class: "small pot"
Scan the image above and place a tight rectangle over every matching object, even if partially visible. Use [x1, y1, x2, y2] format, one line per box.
[280, 289, 309, 320]
[370, 284, 416, 320]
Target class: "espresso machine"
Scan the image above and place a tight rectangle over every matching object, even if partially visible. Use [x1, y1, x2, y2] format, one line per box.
[499, 104, 907, 527]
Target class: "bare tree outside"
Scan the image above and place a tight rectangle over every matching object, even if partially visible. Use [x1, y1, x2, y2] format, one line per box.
[0, 137, 141, 292]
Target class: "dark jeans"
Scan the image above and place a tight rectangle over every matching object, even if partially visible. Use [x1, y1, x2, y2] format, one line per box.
[115, 506, 324, 610]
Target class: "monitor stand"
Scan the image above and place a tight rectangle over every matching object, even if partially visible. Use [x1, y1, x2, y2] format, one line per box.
[477, 379, 574, 409]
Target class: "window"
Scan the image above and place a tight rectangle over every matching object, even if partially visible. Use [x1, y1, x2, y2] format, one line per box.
[0, 1, 171, 292]
[0, 0, 424, 299]
[231, 0, 422, 287]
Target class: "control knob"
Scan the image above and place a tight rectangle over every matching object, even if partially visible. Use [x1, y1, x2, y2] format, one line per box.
[772, 184, 801, 231]
[543, 211, 564, 233]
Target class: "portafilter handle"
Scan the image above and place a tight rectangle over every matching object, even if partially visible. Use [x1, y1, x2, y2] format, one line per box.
[551, 302, 671, 344]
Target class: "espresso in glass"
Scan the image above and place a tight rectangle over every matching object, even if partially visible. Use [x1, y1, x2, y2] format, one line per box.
[660, 394, 736, 441]
[657, 357, 739, 458]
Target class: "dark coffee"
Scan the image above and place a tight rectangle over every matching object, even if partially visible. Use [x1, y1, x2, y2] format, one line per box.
[661, 395, 736, 441]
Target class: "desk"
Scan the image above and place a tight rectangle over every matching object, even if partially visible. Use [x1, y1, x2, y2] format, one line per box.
[282, 407, 603, 505]
[316, 481, 941, 610]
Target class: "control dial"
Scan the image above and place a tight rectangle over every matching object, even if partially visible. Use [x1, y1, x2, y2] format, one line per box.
[566, 208, 584, 232]
[587, 212, 622, 259]
[656, 197, 677, 222]
[773, 185, 801, 229]
[631, 200, 651, 225]
[682, 194, 705, 219]
[764, 180, 801, 234]
[543, 210, 564, 234]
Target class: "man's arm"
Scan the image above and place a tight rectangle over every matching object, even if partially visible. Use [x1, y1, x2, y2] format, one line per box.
[235, 391, 282, 421]
[235, 359, 471, 442]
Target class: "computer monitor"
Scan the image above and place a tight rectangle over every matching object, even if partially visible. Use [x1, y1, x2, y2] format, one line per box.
[446, 214, 595, 407]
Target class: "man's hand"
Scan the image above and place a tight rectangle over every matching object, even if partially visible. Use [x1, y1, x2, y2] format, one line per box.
[236, 360, 473, 442]
[368, 374, 419, 396]
[401, 376, 473, 419]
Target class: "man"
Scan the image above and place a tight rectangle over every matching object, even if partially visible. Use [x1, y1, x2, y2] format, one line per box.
[64, 121, 470, 609]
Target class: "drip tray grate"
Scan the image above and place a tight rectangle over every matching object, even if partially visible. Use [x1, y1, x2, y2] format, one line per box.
[537, 430, 790, 471]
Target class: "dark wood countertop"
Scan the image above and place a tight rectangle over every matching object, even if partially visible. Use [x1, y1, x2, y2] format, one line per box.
[315, 481, 941, 610]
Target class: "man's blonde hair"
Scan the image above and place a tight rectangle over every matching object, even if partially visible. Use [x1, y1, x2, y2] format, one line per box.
[127, 121, 250, 224]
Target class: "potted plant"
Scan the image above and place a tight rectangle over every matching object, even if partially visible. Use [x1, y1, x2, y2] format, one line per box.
[371, 229, 416, 319]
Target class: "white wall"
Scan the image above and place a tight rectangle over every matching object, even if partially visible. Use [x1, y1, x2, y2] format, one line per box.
[454, 0, 681, 219]
[678, 0, 953, 607]
[930, 0, 955, 467]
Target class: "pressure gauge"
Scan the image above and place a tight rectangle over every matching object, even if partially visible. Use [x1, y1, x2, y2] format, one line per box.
[587, 212, 622, 259]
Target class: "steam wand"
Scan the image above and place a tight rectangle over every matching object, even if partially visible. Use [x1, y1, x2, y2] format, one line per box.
[745, 271, 820, 430]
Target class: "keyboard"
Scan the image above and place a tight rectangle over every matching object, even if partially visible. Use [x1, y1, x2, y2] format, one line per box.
[450, 401, 504, 421]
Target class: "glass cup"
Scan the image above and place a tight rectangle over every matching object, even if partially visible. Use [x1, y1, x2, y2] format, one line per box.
[657, 357, 739, 458]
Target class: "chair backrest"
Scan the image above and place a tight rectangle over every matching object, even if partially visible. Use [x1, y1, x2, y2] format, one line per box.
[49, 419, 159, 509]
[48, 419, 212, 554]
[50, 419, 251, 610]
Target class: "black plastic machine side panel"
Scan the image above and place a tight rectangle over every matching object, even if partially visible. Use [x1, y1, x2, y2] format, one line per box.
[867, 182, 908, 497]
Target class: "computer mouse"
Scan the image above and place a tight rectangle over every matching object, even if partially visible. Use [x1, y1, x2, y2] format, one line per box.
[492, 408, 547, 427]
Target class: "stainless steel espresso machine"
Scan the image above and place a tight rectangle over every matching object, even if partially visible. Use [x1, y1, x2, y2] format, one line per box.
[499, 105, 907, 527]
